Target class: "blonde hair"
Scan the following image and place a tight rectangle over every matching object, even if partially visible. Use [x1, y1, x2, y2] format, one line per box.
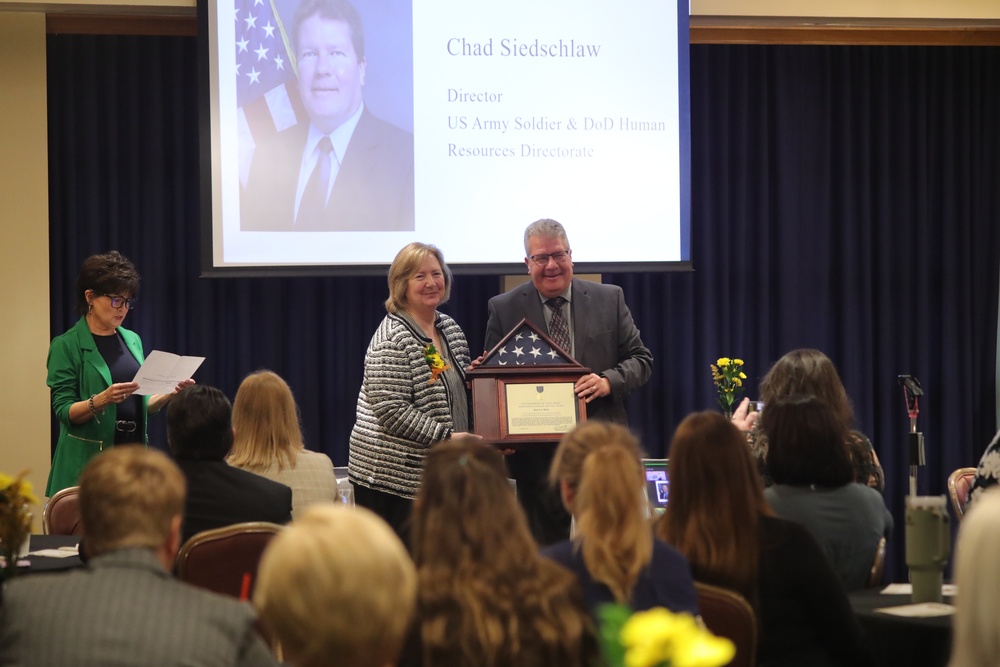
[228, 370, 304, 472]
[255, 505, 416, 667]
[549, 421, 653, 603]
[949, 488, 1000, 667]
[79, 446, 186, 556]
[384, 242, 453, 314]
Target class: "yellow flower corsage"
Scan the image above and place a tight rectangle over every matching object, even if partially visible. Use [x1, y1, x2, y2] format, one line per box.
[423, 344, 450, 384]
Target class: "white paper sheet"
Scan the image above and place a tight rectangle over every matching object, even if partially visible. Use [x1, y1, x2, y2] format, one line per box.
[131, 350, 205, 395]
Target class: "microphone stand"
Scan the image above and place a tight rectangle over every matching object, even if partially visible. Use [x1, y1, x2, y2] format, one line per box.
[899, 375, 924, 497]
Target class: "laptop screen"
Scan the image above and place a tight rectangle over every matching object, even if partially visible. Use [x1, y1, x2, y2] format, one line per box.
[642, 458, 670, 515]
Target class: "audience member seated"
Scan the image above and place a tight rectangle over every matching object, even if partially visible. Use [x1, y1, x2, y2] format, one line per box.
[0, 447, 279, 666]
[543, 421, 699, 618]
[656, 412, 873, 667]
[735, 348, 885, 491]
[760, 396, 893, 591]
[227, 370, 337, 518]
[167, 385, 292, 543]
[400, 438, 598, 667]
[254, 504, 416, 667]
[948, 488, 1000, 667]
[966, 428, 1000, 507]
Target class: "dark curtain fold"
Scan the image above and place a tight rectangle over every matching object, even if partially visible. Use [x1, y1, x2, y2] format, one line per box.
[47, 36, 1000, 580]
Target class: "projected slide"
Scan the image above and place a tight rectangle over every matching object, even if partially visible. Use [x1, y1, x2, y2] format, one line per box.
[201, 0, 690, 273]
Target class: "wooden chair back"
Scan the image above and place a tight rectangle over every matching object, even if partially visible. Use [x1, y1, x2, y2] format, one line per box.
[695, 581, 757, 667]
[175, 522, 283, 599]
[42, 486, 83, 536]
[947, 467, 977, 521]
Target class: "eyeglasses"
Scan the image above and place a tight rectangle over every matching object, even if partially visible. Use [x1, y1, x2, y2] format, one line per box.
[95, 293, 137, 309]
[528, 251, 571, 266]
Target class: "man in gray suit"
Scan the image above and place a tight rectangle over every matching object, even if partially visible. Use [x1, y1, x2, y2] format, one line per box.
[484, 218, 653, 543]
[0, 447, 279, 667]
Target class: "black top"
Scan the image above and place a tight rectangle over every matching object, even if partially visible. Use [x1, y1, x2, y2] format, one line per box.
[754, 516, 874, 667]
[93, 331, 142, 433]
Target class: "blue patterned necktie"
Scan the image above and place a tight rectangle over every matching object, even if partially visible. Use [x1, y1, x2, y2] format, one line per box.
[545, 297, 571, 352]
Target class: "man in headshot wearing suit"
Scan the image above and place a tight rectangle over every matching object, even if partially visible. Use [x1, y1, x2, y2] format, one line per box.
[0, 446, 279, 666]
[484, 218, 653, 544]
[167, 385, 292, 543]
[241, 0, 414, 232]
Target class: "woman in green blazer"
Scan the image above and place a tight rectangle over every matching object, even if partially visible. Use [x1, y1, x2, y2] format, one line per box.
[46, 251, 191, 496]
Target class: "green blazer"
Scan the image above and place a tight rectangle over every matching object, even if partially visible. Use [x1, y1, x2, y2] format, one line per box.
[46, 316, 149, 496]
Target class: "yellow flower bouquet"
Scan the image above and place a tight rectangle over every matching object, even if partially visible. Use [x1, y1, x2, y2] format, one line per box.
[0, 471, 39, 577]
[710, 357, 747, 417]
[423, 343, 450, 384]
[598, 603, 735, 667]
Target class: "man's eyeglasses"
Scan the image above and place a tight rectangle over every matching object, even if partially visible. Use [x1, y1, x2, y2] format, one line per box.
[96, 293, 138, 309]
[528, 251, 571, 266]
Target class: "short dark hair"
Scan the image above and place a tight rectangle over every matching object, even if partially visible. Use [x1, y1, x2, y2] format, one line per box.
[761, 395, 853, 487]
[292, 0, 365, 61]
[166, 385, 234, 461]
[75, 251, 141, 316]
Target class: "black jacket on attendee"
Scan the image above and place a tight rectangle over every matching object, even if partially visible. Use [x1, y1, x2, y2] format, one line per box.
[176, 459, 292, 544]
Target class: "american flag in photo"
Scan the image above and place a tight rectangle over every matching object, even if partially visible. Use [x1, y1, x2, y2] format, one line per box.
[482, 323, 573, 367]
[234, 0, 303, 187]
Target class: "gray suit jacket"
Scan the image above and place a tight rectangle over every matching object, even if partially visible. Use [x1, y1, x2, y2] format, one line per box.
[485, 278, 652, 425]
[0, 548, 278, 667]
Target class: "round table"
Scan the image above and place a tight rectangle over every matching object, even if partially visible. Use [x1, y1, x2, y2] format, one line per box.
[20, 534, 83, 574]
[849, 589, 953, 667]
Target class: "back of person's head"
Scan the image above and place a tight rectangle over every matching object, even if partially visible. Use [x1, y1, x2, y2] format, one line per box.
[229, 370, 304, 472]
[761, 395, 853, 487]
[79, 446, 185, 557]
[759, 348, 854, 427]
[255, 504, 415, 667]
[549, 421, 653, 603]
[166, 385, 233, 461]
[523, 218, 570, 254]
[949, 488, 1000, 667]
[413, 438, 595, 667]
[412, 438, 534, 570]
[656, 411, 768, 599]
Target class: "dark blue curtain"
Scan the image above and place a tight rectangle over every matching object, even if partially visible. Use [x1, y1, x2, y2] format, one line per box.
[47, 36, 1000, 580]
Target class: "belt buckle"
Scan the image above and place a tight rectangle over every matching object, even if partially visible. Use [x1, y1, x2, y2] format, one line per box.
[115, 420, 137, 434]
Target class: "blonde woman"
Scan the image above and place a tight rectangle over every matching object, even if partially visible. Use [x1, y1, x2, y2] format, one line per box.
[544, 421, 698, 618]
[228, 370, 337, 518]
[255, 505, 417, 667]
[949, 488, 1000, 667]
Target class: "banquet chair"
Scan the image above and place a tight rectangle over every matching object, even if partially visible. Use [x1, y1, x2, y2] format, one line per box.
[175, 522, 283, 599]
[947, 467, 977, 521]
[866, 536, 887, 589]
[42, 485, 83, 536]
[695, 581, 757, 667]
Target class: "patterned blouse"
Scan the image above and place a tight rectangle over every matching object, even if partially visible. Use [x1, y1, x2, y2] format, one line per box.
[348, 311, 471, 500]
[968, 429, 1000, 506]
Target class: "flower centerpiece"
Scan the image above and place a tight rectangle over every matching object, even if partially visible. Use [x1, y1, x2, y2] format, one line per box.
[423, 343, 450, 384]
[0, 471, 38, 578]
[710, 357, 747, 418]
[598, 603, 735, 667]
